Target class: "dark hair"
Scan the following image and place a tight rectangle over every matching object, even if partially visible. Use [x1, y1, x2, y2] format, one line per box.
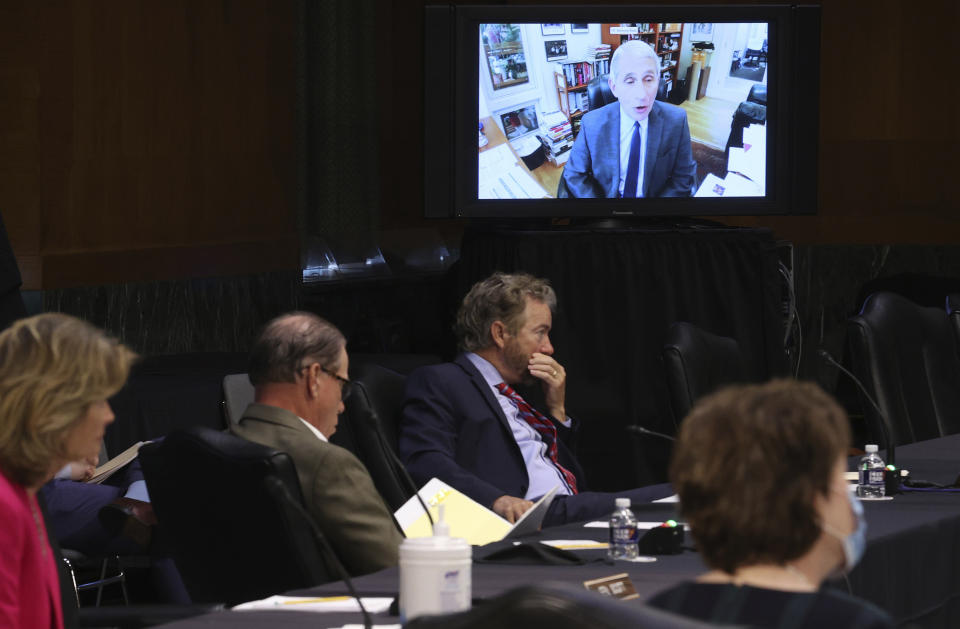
[670, 379, 851, 573]
[454, 272, 556, 352]
[248, 312, 345, 387]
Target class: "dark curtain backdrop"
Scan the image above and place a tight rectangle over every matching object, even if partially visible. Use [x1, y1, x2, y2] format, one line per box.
[302, 0, 381, 238]
[457, 224, 785, 489]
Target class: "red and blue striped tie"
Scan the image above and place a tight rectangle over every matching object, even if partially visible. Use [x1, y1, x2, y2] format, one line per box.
[496, 382, 578, 494]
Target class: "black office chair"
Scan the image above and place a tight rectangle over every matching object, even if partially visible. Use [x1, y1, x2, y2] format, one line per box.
[405, 582, 721, 629]
[332, 363, 418, 512]
[586, 73, 615, 111]
[946, 294, 960, 352]
[662, 322, 748, 426]
[139, 428, 336, 606]
[847, 292, 960, 447]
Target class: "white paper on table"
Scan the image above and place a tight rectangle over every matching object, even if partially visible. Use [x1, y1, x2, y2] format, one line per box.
[478, 164, 544, 199]
[727, 147, 762, 183]
[540, 539, 609, 550]
[694, 173, 727, 197]
[721, 171, 763, 197]
[653, 494, 679, 503]
[478, 143, 547, 199]
[742, 124, 766, 153]
[510, 134, 542, 157]
[233, 595, 394, 613]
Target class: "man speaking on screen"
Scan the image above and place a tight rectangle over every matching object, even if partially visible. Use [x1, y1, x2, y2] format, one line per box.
[558, 40, 696, 198]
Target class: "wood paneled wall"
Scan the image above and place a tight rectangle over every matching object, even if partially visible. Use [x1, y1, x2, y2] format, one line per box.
[0, 1, 299, 289]
[3, 0, 959, 291]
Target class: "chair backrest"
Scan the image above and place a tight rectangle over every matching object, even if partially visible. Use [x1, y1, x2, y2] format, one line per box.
[331, 363, 416, 512]
[586, 73, 615, 111]
[221, 373, 254, 430]
[404, 582, 723, 629]
[947, 294, 960, 352]
[139, 427, 335, 605]
[662, 322, 747, 426]
[847, 291, 960, 446]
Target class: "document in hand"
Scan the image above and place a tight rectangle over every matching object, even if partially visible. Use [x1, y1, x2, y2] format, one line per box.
[87, 441, 148, 484]
[394, 478, 558, 546]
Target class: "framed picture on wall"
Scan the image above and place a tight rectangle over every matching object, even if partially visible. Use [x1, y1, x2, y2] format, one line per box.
[690, 22, 714, 42]
[480, 23, 530, 90]
[540, 23, 564, 36]
[571, 24, 589, 33]
[544, 39, 568, 61]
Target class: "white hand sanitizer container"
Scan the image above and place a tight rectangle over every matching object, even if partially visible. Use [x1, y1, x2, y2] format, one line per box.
[398, 504, 472, 621]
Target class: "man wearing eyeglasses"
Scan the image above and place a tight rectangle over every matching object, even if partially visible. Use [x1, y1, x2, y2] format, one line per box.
[232, 312, 403, 576]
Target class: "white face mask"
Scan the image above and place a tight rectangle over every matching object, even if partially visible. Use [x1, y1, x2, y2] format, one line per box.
[823, 488, 867, 573]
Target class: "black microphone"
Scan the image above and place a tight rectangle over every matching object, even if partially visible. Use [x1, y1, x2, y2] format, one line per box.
[263, 476, 372, 629]
[818, 348, 897, 474]
[351, 381, 434, 529]
[626, 425, 676, 442]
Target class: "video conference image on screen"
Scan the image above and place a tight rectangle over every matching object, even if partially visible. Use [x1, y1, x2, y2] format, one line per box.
[477, 22, 768, 200]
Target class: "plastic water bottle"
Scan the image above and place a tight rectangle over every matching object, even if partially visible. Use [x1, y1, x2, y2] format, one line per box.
[857, 444, 886, 498]
[608, 497, 639, 560]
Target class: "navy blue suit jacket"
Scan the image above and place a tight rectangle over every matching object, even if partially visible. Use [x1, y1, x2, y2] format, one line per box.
[399, 354, 671, 525]
[559, 100, 696, 198]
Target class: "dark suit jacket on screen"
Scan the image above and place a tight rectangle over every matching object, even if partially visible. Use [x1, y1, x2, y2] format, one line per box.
[233, 403, 403, 577]
[398, 355, 671, 525]
[559, 100, 696, 198]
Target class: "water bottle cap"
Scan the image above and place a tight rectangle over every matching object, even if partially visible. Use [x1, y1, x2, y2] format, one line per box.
[615, 497, 631, 508]
[865, 444, 878, 453]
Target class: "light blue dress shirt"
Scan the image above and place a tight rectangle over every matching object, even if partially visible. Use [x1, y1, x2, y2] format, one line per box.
[465, 353, 572, 500]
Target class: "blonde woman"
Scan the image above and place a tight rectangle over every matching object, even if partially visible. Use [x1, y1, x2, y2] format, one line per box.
[0, 313, 134, 629]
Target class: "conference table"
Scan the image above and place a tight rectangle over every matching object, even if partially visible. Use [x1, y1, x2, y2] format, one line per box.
[158, 435, 960, 628]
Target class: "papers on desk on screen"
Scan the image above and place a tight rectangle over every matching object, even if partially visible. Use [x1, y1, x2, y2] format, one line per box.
[478, 143, 546, 199]
[394, 478, 559, 546]
[695, 124, 766, 198]
[233, 595, 394, 614]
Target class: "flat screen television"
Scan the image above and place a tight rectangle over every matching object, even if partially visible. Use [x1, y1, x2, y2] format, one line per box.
[424, 4, 820, 218]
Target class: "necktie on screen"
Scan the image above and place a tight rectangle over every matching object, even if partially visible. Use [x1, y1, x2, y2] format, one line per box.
[496, 382, 578, 494]
[623, 121, 642, 198]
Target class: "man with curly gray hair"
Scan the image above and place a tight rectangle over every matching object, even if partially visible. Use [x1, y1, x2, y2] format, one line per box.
[399, 272, 670, 526]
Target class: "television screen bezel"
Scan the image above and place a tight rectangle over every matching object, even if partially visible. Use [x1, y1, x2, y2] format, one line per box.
[426, 4, 819, 219]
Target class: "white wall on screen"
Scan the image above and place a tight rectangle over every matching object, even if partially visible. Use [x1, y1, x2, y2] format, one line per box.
[706, 23, 767, 103]
[479, 88, 490, 119]
[479, 23, 603, 136]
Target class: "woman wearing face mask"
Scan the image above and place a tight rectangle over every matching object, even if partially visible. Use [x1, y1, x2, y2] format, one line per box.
[647, 379, 893, 628]
[0, 314, 136, 629]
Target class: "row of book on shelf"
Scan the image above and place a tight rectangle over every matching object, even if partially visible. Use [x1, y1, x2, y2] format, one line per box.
[556, 44, 611, 88]
[563, 91, 590, 118]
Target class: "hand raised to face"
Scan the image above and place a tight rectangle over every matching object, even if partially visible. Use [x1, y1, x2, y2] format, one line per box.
[528, 352, 566, 421]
